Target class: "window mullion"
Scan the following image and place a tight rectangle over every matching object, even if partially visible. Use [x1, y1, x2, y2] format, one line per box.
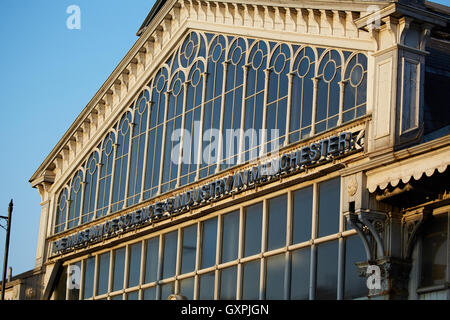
[123, 117, 135, 209]
[156, 234, 164, 300]
[310, 78, 319, 136]
[215, 61, 229, 173]
[77, 179, 87, 226]
[260, 69, 270, 157]
[157, 93, 170, 195]
[284, 73, 294, 147]
[107, 136, 119, 215]
[338, 80, 346, 126]
[140, 88, 154, 202]
[195, 72, 208, 181]
[238, 65, 249, 165]
[176, 83, 189, 188]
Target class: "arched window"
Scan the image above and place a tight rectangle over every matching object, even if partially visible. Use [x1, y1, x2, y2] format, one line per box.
[290, 46, 316, 142]
[266, 43, 291, 153]
[127, 89, 150, 207]
[343, 53, 367, 123]
[67, 170, 84, 229]
[244, 40, 268, 162]
[81, 151, 99, 224]
[161, 71, 185, 193]
[143, 68, 168, 200]
[200, 35, 226, 178]
[97, 132, 115, 217]
[316, 50, 342, 134]
[111, 112, 132, 213]
[180, 60, 204, 185]
[55, 188, 69, 233]
[221, 37, 246, 169]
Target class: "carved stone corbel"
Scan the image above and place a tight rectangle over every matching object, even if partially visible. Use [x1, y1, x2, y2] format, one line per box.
[345, 209, 387, 261]
[403, 206, 433, 259]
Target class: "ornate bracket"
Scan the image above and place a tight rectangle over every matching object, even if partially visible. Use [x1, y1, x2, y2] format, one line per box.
[403, 206, 433, 260]
[345, 209, 387, 261]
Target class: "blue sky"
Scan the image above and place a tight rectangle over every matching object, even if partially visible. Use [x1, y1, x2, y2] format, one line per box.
[0, 0, 155, 277]
[0, 0, 448, 278]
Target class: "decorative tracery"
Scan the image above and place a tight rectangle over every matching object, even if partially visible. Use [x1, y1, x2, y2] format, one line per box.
[54, 30, 368, 234]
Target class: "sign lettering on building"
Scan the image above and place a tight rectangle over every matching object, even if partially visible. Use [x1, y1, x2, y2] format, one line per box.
[52, 131, 362, 255]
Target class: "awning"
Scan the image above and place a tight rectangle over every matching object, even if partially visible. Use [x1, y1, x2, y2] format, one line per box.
[366, 144, 450, 193]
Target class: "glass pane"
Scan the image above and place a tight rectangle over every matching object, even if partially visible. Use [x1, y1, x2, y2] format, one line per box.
[265, 254, 285, 300]
[420, 214, 448, 287]
[113, 247, 126, 292]
[180, 277, 195, 300]
[182, 225, 197, 274]
[163, 231, 178, 279]
[317, 178, 340, 238]
[199, 272, 215, 300]
[291, 247, 310, 300]
[316, 240, 338, 300]
[242, 260, 260, 300]
[127, 291, 139, 300]
[201, 218, 218, 269]
[244, 202, 263, 257]
[293, 186, 313, 244]
[160, 282, 175, 300]
[267, 195, 287, 251]
[68, 261, 81, 300]
[128, 242, 142, 288]
[97, 252, 110, 296]
[111, 294, 123, 300]
[221, 210, 240, 263]
[220, 266, 237, 300]
[144, 237, 159, 283]
[344, 236, 367, 299]
[143, 287, 156, 300]
[83, 257, 95, 299]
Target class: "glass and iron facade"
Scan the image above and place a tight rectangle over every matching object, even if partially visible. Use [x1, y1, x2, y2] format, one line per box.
[25, 0, 450, 301]
[53, 31, 368, 235]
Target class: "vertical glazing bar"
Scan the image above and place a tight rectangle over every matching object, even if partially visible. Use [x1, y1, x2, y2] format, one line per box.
[175, 228, 183, 295]
[93, 255, 99, 299]
[284, 191, 293, 299]
[139, 87, 154, 202]
[124, 245, 130, 291]
[78, 178, 87, 226]
[80, 259, 85, 300]
[309, 183, 318, 299]
[139, 240, 146, 300]
[108, 250, 113, 295]
[310, 78, 319, 136]
[123, 114, 135, 209]
[238, 65, 249, 164]
[215, 61, 229, 173]
[156, 234, 164, 300]
[195, 72, 209, 181]
[107, 136, 119, 215]
[194, 222, 201, 300]
[337, 177, 345, 299]
[260, 69, 270, 157]
[284, 73, 294, 146]
[236, 206, 244, 300]
[157, 93, 170, 195]
[93, 153, 102, 219]
[176, 84, 189, 188]
[337, 237, 345, 300]
[338, 81, 345, 126]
